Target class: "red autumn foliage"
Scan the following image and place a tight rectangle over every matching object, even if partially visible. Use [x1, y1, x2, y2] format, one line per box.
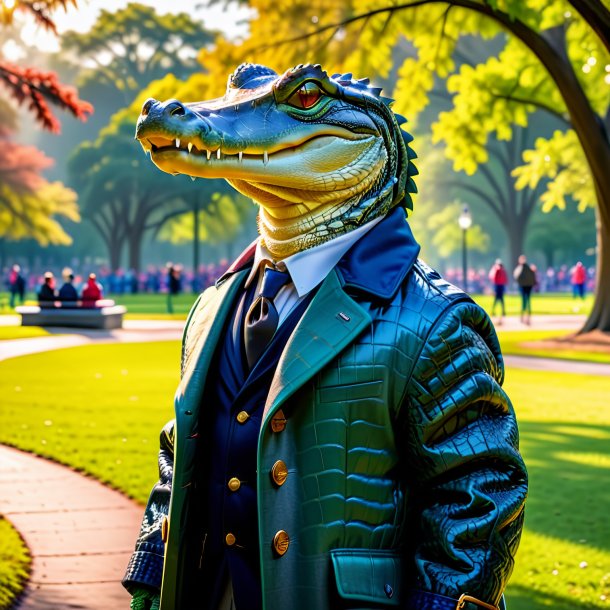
[0, 0, 91, 132]
[0, 137, 54, 194]
[0, 62, 93, 132]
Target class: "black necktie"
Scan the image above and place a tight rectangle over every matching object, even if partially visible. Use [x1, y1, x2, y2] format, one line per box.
[244, 266, 291, 368]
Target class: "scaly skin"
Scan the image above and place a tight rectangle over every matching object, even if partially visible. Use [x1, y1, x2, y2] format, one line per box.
[135, 63, 418, 259]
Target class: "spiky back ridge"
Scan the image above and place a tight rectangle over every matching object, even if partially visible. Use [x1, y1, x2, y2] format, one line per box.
[330, 71, 418, 214]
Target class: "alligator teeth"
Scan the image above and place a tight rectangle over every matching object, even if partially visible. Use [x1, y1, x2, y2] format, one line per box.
[175, 139, 180, 148]
[238, 151, 243, 162]
[187, 142, 193, 153]
[206, 149, 211, 160]
[216, 149, 221, 160]
[263, 151, 268, 165]
[190, 176, 197, 182]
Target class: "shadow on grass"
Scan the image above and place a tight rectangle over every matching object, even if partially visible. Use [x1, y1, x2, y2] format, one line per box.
[519, 420, 610, 553]
[506, 584, 601, 610]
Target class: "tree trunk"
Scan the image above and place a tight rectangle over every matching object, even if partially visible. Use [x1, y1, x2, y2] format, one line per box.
[193, 200, 200, 273]
[580, 206, 610, 333]
[109, 242, 122, 271]
[127, 230, 142, 273]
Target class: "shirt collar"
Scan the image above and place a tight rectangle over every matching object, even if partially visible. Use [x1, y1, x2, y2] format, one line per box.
[244, 216, 384, 298]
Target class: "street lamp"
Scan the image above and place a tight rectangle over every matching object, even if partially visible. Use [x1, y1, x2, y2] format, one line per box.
[458, 205, 472, 292]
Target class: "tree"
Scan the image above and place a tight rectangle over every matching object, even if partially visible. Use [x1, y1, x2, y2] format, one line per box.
[198, 0, 610, 333]
[68, 107, 226, 272]
[60, 3, 214, 105]
[0, 0, 92, 131]
[0, 89, 79, 246]
[159, 191, 258, 268]
[438, 126, 546, 267]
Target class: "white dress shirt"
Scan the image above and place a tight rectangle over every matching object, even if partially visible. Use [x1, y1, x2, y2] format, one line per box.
[244, 216, 383, 326]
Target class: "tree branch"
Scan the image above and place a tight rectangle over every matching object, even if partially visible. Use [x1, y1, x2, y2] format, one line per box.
[567, 0, 610, 54]
[492, 93, 571, 126]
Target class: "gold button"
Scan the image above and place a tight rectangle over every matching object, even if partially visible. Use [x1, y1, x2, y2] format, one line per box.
[228, 477, 241, 492]
[236, 411, 250, 424]
[161, 515, 169, 543]
[225, 533, 236, 546]
[270, 409, 286, 433]
[271, 460, 288, 487]
[272, 530, 290, 556]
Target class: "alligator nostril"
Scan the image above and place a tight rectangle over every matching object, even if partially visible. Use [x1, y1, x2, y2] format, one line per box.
[169, 102, 186, 117]
[141, 98, 155, 116]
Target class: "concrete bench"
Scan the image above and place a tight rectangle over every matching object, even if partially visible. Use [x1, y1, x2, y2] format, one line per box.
[16, 301, 127, 330]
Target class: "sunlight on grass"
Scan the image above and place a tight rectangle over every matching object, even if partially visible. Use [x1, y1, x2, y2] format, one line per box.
[0, 517, 30, 610]
[497, 330, 610, 364]
[504, 368, 610, 609]
[474, 293, 594, 316]
[0, 326, 51, 341]
[1, 346, 609, 609]
[0, 342, 181, 503]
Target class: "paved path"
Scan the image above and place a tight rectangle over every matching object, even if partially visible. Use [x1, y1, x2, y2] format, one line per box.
[487, 314, 586, 332]
[0, 445, 142, 610]
[504, 355, 610, 376]
[0, 320, 184, 362]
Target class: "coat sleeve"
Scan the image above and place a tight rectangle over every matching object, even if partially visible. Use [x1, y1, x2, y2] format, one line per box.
[122, 420, 175, 593]
[400, 300, 527, 609]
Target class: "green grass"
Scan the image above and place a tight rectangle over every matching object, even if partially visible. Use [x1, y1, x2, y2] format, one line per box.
[497, 330, 610, 364]
[0, 291, 198, 319]
[0, 326, 52, 341]
[502, 369, 610, 609]
[474, 292, 594, 316]
[1, 343, 609, 609]
[0, 342, 181, 503]
[0, 516, 31, 610]
[1, 291, 594, 319]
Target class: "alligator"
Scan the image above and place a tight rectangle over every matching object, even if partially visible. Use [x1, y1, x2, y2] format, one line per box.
[135, 63, 418, 259]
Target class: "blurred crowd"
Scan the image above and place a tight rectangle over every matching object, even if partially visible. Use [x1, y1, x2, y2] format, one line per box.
[444, 261, 596, 295]
[3, 261, 230, 303]
[4, 258, 595, 307]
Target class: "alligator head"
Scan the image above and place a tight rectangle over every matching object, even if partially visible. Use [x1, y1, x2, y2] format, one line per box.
[135, 63, 417, 259]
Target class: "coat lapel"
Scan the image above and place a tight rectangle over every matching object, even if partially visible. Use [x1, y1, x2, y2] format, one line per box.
[176, 269, 248, 434]
[261, 269, 372, 426]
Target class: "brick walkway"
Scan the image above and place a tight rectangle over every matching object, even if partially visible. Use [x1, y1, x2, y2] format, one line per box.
[0, 445, 142, 610]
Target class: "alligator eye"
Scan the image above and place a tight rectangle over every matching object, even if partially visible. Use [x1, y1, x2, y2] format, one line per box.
[287, 82, 323, 109]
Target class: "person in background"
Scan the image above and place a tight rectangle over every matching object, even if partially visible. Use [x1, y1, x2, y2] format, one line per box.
[81, 273, 103, 307]
[513, 255, 537, 325]
[9, 264, 26, 308]
[58, 267, 79, 304]
[488, 258, 508, 324]
[38, 272, 56, 304]
[166, 263, 182, 314]
[570, 261, 587, 299]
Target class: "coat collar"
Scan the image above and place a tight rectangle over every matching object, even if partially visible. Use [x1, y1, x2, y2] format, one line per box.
[217, 207, 421, 302]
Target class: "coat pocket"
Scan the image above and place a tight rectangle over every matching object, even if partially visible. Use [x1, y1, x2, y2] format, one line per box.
[330, 548, 402, 607]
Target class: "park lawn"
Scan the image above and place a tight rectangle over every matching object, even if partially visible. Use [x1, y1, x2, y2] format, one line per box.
[473, 292, 594, 316]
[0, 291, 198, 318]
[497, 330, 610, 364]
[0, 326, 52, 341]
[0, 516, 31, 610]
[0, 291, 594, 319]
[1, 343, 609, 609]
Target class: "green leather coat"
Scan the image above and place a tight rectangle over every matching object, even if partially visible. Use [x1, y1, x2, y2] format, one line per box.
[124, 230, 527, 610]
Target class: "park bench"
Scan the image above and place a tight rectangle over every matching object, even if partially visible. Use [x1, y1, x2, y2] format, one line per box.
[16, 300, 127, 330]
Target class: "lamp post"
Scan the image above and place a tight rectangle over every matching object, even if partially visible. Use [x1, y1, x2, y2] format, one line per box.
[458, 205, 472, 293]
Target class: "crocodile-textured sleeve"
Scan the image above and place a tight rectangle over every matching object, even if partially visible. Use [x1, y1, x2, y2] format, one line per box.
[122, 420, 175, 593]
[401, 300, 527, 607]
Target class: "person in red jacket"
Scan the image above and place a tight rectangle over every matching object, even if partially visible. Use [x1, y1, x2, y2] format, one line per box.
[81, 273, 102, 307]
[489, 258, 508, 323]
[571, 261, 587, 299]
